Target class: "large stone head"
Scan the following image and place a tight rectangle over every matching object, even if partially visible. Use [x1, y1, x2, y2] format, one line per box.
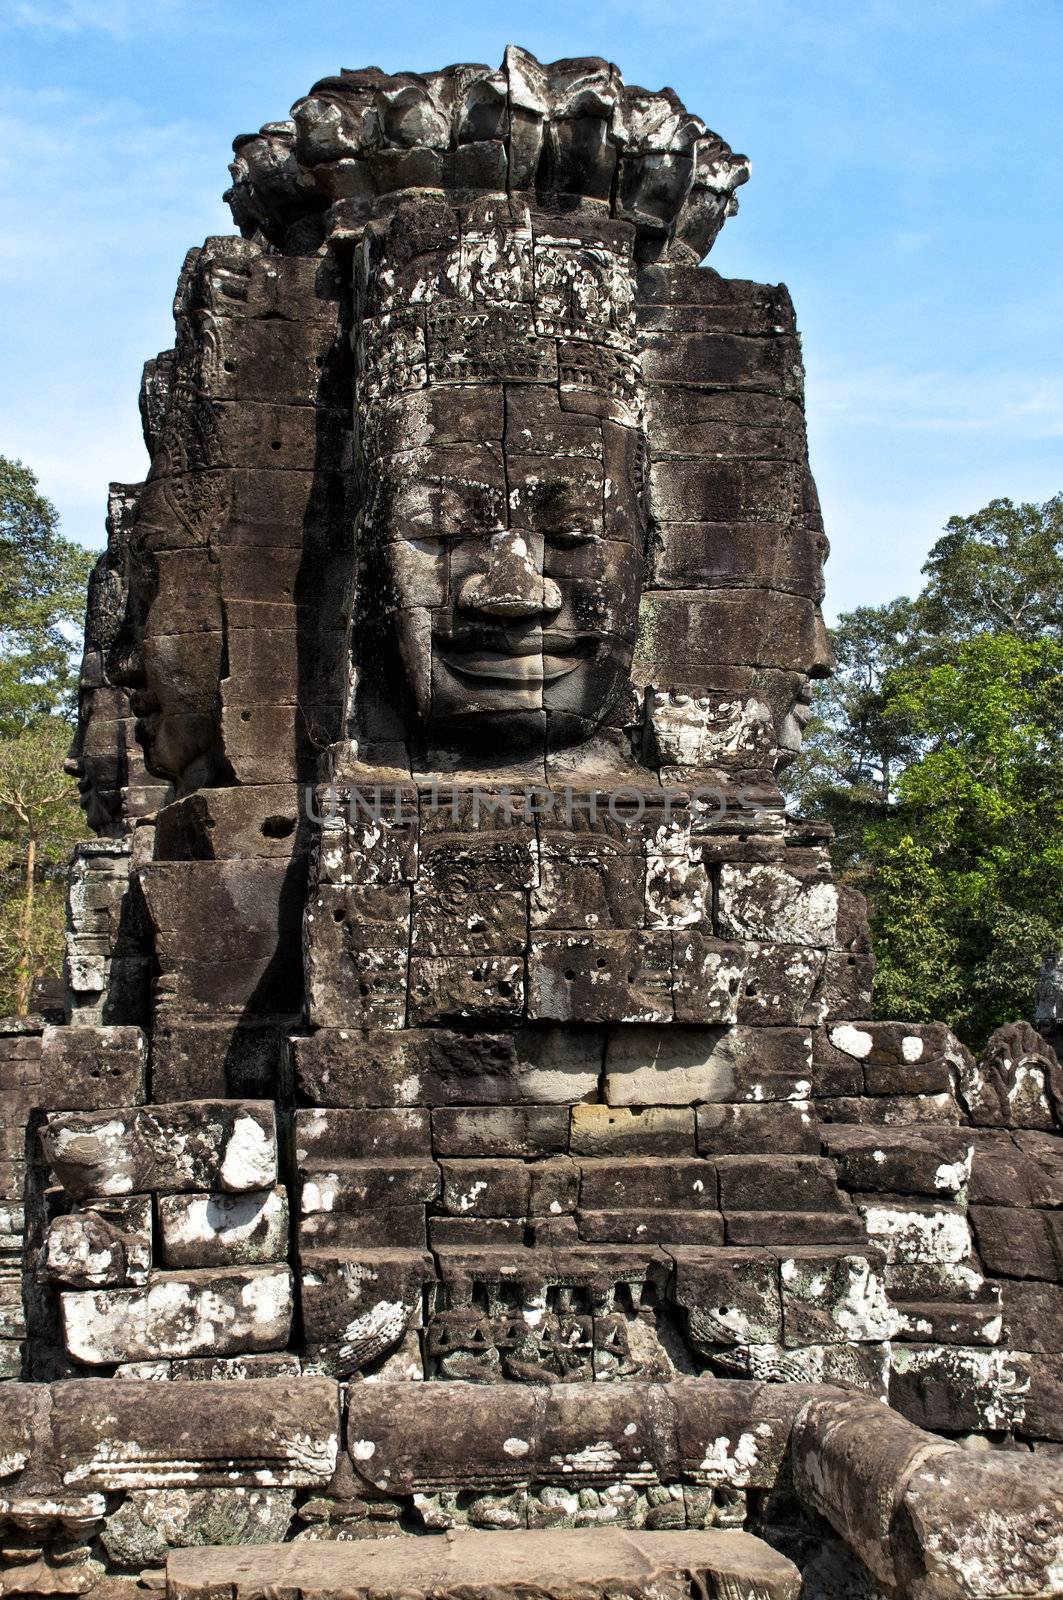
[242, 47, 754, 763]
[354, 203, 646, 753]
[209, 48, 836, 778]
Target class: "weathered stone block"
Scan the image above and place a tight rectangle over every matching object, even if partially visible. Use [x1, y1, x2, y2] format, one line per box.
[603, 1025, 812, 1106]
[633, 591, 821, 684]
[579, 1159, 718, 1211]
[790, 1392, 951, 1589]
[301, 1205, 428, 1249]
[299, 1249, 435, 1375]
[971, 1205, 1063, 1281]
[141, 860, 305, 1017]
[895, 1449, 1063, 1599]
[158, 1187, 289, 1267]
[578, 1209, 724, 1245]
[171, 1353, 303, 1382]
[856, 1197, 972, 1266]
[726, 1212, 867, 1247]
[51, 1376, 338, 1487]
[968, 1135, 1063, 1207]
[291, 1026, 602, 1108]
[570, 1105, 695, 1157]
[889, 1344, 1041, 1436]
[155, 786, 303, 862]
[716, 1156, 849, 1214]
[1000, 1280, 1063, 1352]
[101, 1485, 295, 1568]
[167, 1528, 803, 1600]
[527, 932, 673, 1023]
[0, 1381, 49, 1484]
[671, 1247, 782, 1348]
[603, 1027, 735, 1105]
[823, 1126, 973, 1199]
[439, 1160, 530, 1216]
[429, 1216, 525, 1248]
[305, 884, 410, 1030]
[408, 954, 525, 1025]
[43, 1196, 152, 1289]
[60, 1264, 293, 1364]
[293, 1107, 431, 1160]
[716, 863, 837, 947]
[152, 1021, 287, 1101]
[431, 1106, 568, 1158]
[696, 1102, 820, 1155]
[42, 1101, 278, 1198]
[779, 1250, 894, 1347]
[299, 1159, 438, 1220]
[40, 1024, 147, 1110]
[412, 885, 527, 956]
[531, 846, 645, 930]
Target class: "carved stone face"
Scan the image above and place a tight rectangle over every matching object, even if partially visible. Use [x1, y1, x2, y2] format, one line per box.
[363, 387, 644, 752]
[134, 631, 223, 791]
[776, 614, 836, 763]
[65, 668, 126, 835]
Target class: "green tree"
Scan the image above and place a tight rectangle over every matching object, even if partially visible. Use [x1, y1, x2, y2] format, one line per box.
[868, 633, 1063, 1041]
[920, 494, 1063, 644]
[0, 455, 95, 733]
[784, 597, 921, 872]
[0, 456, 93, 1014]
[788, 494, 1063, 1049]
[0, 719, 86, 1014]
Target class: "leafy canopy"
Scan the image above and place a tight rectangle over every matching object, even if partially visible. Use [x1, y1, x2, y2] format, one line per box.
[787, 494, 1063, 1049]
[0, 455, 93, 1012]
[0, 455, 95, 735]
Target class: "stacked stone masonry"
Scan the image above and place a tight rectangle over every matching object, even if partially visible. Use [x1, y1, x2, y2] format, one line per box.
[2, 43, 1060, 1600]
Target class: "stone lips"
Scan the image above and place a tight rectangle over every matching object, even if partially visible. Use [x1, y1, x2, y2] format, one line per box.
[226, 46, 750, 264]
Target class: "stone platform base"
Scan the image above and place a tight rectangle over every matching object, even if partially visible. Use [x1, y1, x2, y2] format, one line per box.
[166, 1529, 800, 1600]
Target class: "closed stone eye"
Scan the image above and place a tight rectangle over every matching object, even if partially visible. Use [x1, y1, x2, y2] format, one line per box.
[549, 527, 599, 548]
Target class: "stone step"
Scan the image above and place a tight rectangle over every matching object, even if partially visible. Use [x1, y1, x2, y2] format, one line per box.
[167, 1528, 801, 1600]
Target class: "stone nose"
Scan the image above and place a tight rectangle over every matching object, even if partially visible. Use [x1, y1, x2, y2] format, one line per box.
[809, 610, 835, 678]
[457, 530, 562, 619]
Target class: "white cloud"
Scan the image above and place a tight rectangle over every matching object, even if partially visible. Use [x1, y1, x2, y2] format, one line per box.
[3, 0, 185, 37]
[810, 365, 1063, 441]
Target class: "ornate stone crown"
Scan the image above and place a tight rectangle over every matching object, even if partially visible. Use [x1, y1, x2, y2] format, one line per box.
[225, 45, 750, 265]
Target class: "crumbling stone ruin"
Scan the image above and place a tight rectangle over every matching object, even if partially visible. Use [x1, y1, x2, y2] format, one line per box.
[2, 46, 1061, 1600]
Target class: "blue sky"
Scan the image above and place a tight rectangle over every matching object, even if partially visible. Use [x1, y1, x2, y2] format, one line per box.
[1, 0, 1060, 618]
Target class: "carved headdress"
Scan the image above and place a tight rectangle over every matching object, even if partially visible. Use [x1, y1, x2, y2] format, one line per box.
[225, 45, 749, 265]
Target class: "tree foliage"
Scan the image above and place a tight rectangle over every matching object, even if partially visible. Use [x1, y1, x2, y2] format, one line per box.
[0, 456, 91, 1014]
[0, 719, 86, 1015]
[787, 494, 1063, 1049]
[0, 455, 95, 734]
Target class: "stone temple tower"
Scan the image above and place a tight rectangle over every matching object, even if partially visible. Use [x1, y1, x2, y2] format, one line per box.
[1, 46, 1061, 1600]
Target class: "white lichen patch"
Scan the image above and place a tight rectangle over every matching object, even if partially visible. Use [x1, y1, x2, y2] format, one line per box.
[695, 1431, 761, 1487]
[859, 1201, 972, 1264]
[220, 1116, 277, 1192]
[934, 1148, 973, 1193]
[829, 1025, 873, 1060]
[550, 1441, 623, 1476]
